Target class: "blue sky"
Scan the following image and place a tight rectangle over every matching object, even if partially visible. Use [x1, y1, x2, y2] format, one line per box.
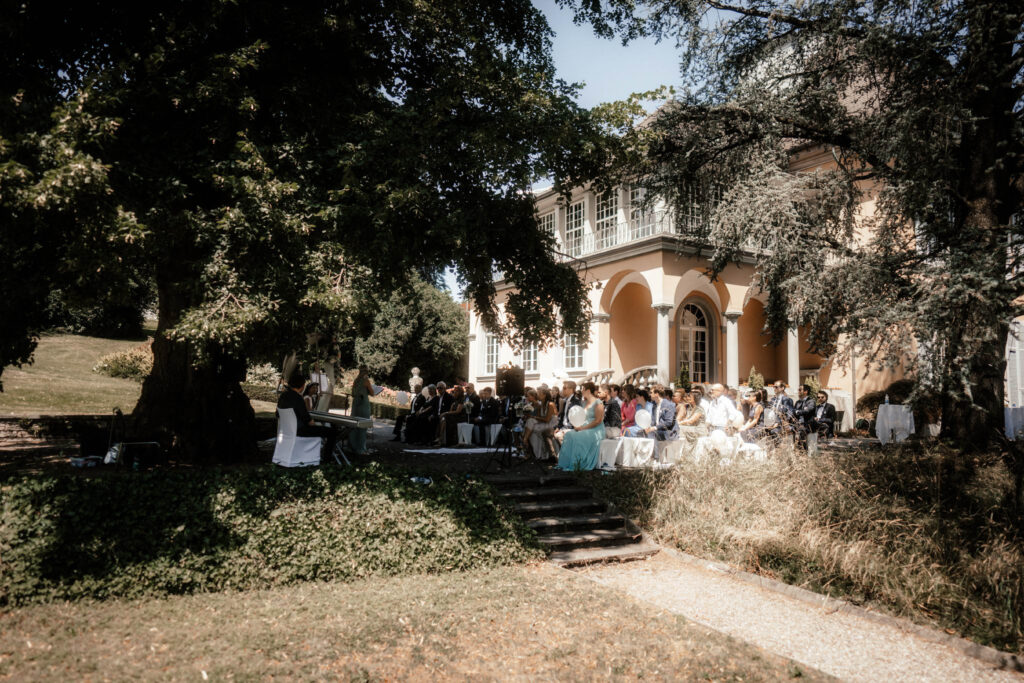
[444, 1, 682, 296]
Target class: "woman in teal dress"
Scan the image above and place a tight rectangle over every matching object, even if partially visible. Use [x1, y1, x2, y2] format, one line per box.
[557, 381, 605, 471]
[348, 365, 372, 455]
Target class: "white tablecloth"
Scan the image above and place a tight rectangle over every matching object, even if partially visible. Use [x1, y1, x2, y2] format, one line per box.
[876, 404, 915, 445]
[828, 390, 856, 433]
[1005, 407, 1024, 440]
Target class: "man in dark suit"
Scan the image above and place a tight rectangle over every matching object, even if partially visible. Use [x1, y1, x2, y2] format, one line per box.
[393, 387, 428, 442]
[472, 386, 501, 444]
[407, 384, 439, 444]
[766, 380, 796, 439]
[792, 383, 816, 445]
[811, 390, 838, 438]
[644, 385, 679, 441]
[553, 380, 584, 445]
[277, 371, 337, 456]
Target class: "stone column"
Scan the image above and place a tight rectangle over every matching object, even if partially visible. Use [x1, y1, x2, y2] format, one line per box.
[653, 304, 673, 385]
[724, 311, 741, 388]
[593, 313, 612, 370]
[787, 327, 800, 390]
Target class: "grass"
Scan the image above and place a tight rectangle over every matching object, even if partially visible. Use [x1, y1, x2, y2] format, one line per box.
[0, 564, 823, 681]
[0, 333, 146, 417]
[581, 444, 1024, 656]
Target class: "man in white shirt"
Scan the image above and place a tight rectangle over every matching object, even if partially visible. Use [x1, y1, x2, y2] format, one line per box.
[705, 383, 742, 433]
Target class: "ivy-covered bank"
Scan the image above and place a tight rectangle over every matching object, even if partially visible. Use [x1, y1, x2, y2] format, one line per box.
[1, 465, 541, 605]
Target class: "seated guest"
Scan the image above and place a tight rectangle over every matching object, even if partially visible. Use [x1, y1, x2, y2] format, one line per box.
[792, 383, 816, 446]
[677, 389, 708, 450]
[393, 385, 428, 442]
[407, 384, 439, 444]
[521, 388, 541, 450]
[692, 385, 711, 413]
[739, 389, 767, 442]
[465, 383, 481, 421]
[435, 385, 467, 446]
[766, 381, 796, 439]
[706, 383, 742, 433]
[302, 382, 319, 412]
[620, 384, 638, 430]
[609, 384, 624, 409]
[472, 387, 501, 444]
[553, 380, 583, 445]
[526, 387, 559, 460]
[810, 390, 837, 438]
[277, 371, 337, 457]
[602, 385, 622, 438]
[557, 382, 605, 471]
[638, 388, 655, 417]
[642, 385, 678, 441]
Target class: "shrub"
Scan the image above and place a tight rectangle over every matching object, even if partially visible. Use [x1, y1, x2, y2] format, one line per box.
[747, 366, 764, 392]
[0, 464, 541, 605]
[241, 382, 279, 404]
[581, 445, 1024, 654]
[93, 340, 153, 381]
[246, 362, 280, 386]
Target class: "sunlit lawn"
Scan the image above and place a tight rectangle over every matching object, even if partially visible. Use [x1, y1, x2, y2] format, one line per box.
[0, 333, 147, 418]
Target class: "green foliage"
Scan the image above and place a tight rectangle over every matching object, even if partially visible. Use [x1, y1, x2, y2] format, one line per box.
[2, 0, 610, 458]
[746, 366, 764, 392]
[676, 363, 690, 391]
[352, 277, 467, 385]
[803, 375, 821, 398]
[568, 0, 1024, 443]
[0, 464, 540, 605]
[241, 382, 278, 404]
[245, 362, 279, 386]
[92, 341, 153, 382]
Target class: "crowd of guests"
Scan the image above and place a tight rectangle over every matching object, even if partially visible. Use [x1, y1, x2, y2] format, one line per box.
[390, 375, 838, 471]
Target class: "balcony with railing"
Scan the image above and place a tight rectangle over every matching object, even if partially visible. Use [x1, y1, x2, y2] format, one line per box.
[556, 205, 715, 262]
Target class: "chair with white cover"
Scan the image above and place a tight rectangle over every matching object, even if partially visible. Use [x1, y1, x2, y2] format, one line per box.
[272, 408, 322, 467]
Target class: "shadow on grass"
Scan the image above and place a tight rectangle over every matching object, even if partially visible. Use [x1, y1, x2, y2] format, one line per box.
[0, 462, 540, 606]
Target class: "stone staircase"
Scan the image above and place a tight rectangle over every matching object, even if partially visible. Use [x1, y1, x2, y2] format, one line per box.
[485, 472, 659, 567]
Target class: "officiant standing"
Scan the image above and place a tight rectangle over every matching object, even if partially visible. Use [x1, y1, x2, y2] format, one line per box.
[349, 365, 373, 455]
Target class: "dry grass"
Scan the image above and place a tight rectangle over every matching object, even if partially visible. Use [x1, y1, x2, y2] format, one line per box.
[583, 444, 1024, 654]
[0, 565, 822, 681]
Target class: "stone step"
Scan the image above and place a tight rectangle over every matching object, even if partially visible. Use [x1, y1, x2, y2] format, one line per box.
[483, 473, 577, 490]
[513, 498, 606, 518]
[548, 542, 661, 568]
[500, 486, 591, 502]
[527, 513, 626, 534]
[536, 528, 641, 551]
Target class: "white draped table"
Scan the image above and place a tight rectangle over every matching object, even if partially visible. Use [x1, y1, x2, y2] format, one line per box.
[875, 404, 915, 445]
[1005, 406, 1024, 440]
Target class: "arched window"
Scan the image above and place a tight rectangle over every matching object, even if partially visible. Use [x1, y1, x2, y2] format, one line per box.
[677, 302, 713, 384]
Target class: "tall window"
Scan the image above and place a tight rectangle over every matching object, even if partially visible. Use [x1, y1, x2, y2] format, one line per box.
[677, 183, 722, 238]
[565, 199, 585, 257]
[595, 190, 619, 250]
[677, 303, 710, 384]
[539, 211, 557, 248]
[564, 333, 584, 370]
[485, 334, 499, 374]
[521, 342, 538, 373]
[629, 185, 656, 239]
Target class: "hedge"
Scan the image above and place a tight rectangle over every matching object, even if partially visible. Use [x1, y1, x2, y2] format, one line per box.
[0, 464, 541, 605]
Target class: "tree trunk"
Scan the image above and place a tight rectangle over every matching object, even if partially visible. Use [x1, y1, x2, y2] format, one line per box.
[133, 274, 256, 463]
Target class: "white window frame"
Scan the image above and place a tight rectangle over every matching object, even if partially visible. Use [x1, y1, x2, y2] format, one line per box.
[564, 333, 584, 370]
[595, 189, 619, 250]
[539, 211, 557, 250]
[521, 341, 538, 373]
[629, 185, 656, 239]
[565, 199, 585, 257]
[484, 334, 499, 375]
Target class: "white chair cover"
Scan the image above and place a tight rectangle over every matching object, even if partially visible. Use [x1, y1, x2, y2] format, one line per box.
[875, 404, 915, 445]
[456, 423, 474, 445]
[272, 408, 322, 467]
[655, 439, 685, 464]
[618, 437, 656, 467]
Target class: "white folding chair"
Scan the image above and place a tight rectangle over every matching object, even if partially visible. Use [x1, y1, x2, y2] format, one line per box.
[272, 408, 322, 467]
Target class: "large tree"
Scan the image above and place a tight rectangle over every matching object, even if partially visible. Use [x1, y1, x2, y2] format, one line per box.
[2, 1, 611, 459]
[568, 0, 1024, 445]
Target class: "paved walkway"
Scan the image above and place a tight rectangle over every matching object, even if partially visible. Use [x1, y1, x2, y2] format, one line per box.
[579, 551, 1020, 682]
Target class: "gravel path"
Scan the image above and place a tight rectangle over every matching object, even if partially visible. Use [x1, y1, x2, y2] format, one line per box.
[579, 551, 1020, 682]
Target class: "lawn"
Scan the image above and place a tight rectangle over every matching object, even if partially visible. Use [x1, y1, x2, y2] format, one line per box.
[0, 333, 147, 418]
[0, 565, 821, 681]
